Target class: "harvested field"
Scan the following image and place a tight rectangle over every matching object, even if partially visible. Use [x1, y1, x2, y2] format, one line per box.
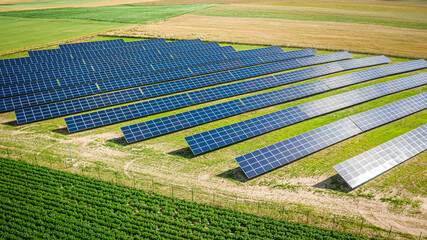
[104, 14, 427, 59]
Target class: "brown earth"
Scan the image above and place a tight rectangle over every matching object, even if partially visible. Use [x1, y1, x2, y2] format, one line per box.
[103, 14, 427, 59]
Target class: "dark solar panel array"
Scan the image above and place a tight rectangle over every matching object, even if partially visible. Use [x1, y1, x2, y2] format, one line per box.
[14, 48, 318, 124]
[0, 39, 157, 67]
[2, 45, 290, 98]
[234, 93, 427, 178]
[28, 39, 127, 57]
[0, 46, 236, 98]
[185, 72, 427, 155]
[1, 44, 264, 88]
[334, 124, 427, 189]
[29, 42, 220, 63]
[123, 54, 404, 143]
[1, 46, 236, 77]
[66, 52, 370, 133]
[2, 42, 226, 84]
[0, 47, 279, 112]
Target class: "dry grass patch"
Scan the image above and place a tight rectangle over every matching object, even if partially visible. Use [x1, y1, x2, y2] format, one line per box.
[104, 14, 427, 58]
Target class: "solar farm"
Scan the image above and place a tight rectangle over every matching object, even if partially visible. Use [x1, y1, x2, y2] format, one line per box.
[0, 1, 426, 239]
[0, 37, 426, 238]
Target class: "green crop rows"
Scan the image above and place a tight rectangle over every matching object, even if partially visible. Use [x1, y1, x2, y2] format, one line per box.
[0, 157, 366, 240]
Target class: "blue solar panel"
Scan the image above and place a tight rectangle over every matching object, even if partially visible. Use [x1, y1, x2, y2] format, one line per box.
[0, 46, 239, 98]
[15, 88, 144, 124]
[17, 49, 319, 124]
[29, 42, 222, 64]
[1, 44, 252, 86]
[65, 51, 340, 132]
[334, 124, 427, 189]
[0, 57, 33, 68]
[121, 54, 366, 143]
[236, 118, 362, 178]
[185, 72, 427, 155]
[121, 100, 248, 143]
[2, 46, 237, 77]
[349, 92, 427, 131]
[186, 106, 309, 155]
[65, 93, 194, 132]
[322, 59, 427, 89]
[241, 81, 330, 111]
[235, 93, 426, 178]
[29, 39, 127, 57]
[6, 48, 301, 115]
[299, 72, 427, 118]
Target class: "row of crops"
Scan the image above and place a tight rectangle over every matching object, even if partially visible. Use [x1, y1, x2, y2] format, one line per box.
[0, 157, 366, 240]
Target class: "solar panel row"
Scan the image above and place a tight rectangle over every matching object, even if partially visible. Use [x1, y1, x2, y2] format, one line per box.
[15, 49, 319, 124]
[0, 46, 239, 98]
[0, 39, 133, 68]
[1, 44, 271, 86]
[29, 39, 127, 57]
[28, 42, 221, 65]
[59, 38, 167, 52]
[1, 46, 236, 77]
[334, 123, 427, 189]
[123, 55, 402, 143]
[0, 39, 204, 68]
[3, 47, 291, 113]
[66, 52, 375, 133]
[185, 72, 427, 155]
[235, 92, 427, 178]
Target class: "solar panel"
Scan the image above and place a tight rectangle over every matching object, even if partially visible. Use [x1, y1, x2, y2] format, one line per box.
[299, 72, 427, 118]
[65, 93, 193, 132]
[236, 118, 362, 178]
[0, 46, 240, 98]
[322, 59, 427, 89]
[185, 72, 427, 155]
[29, 42, 222, 65]
[15, 88, 144, 125]
[121, 56, 363, 143]
[1, 45, 280, 87]
[29, 39, 127, 57]
[0, 57, 33, 68]
[64, 52, 356, 132]
[121, 100, 248, 143]
[61, 52, 355, 131]
[2, 46, 237, 77]
[349, 92, 427, 131]
[334, 124, 427, 189]
[17, 49, 320, 124]
[186, 106, 309, 155]
[234, 93, 427, 178]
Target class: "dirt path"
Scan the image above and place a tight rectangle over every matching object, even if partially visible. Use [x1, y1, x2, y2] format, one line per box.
[124, 159, 138, 178]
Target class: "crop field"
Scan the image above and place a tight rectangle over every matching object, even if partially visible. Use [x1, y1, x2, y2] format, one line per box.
[1, 157, 372, 239]
[0, 4, 216, 52]
[0, 0, 426, 239]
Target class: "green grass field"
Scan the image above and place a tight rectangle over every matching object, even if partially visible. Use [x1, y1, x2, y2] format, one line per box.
[0, 16, 123, 51]
[0, 4, 216, 52]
